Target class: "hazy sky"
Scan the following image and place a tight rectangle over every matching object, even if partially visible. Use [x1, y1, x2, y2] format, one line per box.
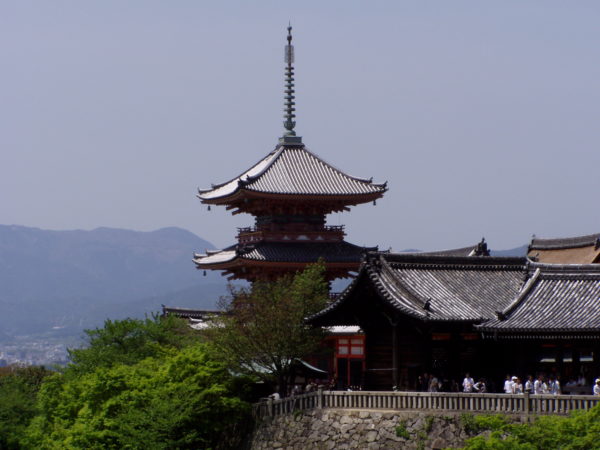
[2, 1, 599, 252]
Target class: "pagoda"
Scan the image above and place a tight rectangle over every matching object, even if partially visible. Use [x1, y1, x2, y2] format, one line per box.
[193, 26, 387, 282]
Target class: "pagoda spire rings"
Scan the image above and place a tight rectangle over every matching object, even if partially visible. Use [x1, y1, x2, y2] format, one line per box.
[280, 24, 302, 145]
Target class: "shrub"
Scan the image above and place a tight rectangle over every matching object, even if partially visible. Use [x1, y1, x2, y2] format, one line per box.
[395, 421, 410, 439]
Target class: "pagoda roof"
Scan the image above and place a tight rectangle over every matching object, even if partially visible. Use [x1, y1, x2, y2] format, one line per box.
[311, 252, 527, 324]
[478, 263, 600, 338]
[197, 144, 387, 203]
[194, 240, 375, 268]
[162, 306, 222, 320]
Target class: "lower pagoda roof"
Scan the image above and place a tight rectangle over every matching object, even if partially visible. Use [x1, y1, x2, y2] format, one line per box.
[193, 241, 376, 270]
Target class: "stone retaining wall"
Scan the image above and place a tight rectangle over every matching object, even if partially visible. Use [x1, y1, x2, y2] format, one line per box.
[250, 409, 522, 450]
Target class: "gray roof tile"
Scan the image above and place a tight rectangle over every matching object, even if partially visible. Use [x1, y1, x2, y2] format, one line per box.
[311, 253, 527, 323]
[529, 233, 600, 250]
[198, 145, 387, 201]
[479, 264, 600, 333]
[194, 241, 374, 266]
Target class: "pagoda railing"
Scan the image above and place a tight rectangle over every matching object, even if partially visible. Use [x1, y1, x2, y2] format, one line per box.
[252, 389, 600, 419]
[237, 226, 345, 244]
[237, 225, 344, 234]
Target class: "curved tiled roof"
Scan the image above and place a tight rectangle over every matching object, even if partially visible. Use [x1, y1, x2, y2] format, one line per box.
[198, 144, 387, 201]
[370, 255, 526, 321]
[411, 239, 490, 257]
[479, 263, 600, 334]
[529, 233, 600, 250]
[194, 241, 375, 267]
[310, 252, 527, 323]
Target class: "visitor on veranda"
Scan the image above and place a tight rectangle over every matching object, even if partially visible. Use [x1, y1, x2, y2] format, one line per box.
[462, 373, 475, 393]
[525, 375, 534, 394]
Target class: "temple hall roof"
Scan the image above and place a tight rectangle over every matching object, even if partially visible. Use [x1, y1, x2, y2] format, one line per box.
[528, 233, 600, 264]
[197, 144, 387, 203]
[478, 263, 600, 337]
[312, 253, 527, 324]
[414, 239, 490, 257]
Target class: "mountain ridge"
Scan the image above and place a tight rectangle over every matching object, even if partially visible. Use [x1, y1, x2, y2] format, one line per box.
[0, 224, 227, 337]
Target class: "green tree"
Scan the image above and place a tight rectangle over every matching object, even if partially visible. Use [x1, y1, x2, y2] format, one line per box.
[462, 406, 600, 450]
[205, 262, 329, 396]
[25, 344, 251, 449]
[0, 365, 52, 449]
[68, 314, 195, 374]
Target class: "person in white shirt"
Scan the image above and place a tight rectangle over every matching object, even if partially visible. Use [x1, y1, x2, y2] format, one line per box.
[549, 376, 561, 395]
[534, 375, 544, 395]
[462, 373, 475, 393]
[593, 379, 600, 396]
[503, 375, 514, 394]
[542, 379, 550, 394]
[473, 379, 487, 393]
[525, 375, 534, 394]
[429, 375, 439, 392]
[513, 377, 523, 394]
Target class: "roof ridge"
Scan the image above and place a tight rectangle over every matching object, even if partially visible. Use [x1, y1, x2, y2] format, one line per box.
[530, 261, 600, 273]
[197, 146, 283, 193]
[529, 232, 600, 250]
[497, 268, 541, 320]
[380, 253, 526, 267]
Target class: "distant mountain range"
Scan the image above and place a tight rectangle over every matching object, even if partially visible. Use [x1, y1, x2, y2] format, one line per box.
[490, 245, 529, 257]
[0, 225, 228, 338]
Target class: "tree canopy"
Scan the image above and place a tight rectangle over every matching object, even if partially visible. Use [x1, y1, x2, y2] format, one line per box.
[0, 315, 252, 449]
[205, 262, 330, 395]
[0, 365, 52, 449]
[67, 314, 196, 373]
[25, 344, 251, 449]
[462, 406, 600, 450]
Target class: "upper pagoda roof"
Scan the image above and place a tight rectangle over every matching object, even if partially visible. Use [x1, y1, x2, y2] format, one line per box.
[197, 144, 387, 204]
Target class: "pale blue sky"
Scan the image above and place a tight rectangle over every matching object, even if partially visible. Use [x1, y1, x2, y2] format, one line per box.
[1, 1, 599, 252]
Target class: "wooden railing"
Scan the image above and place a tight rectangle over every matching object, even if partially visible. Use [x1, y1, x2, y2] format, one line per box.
[252, 389, 600, 419]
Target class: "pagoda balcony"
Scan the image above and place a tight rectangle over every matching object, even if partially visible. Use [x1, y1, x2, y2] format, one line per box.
[237, 225, 345, 244]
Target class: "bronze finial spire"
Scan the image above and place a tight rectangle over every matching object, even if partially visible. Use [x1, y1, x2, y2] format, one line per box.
[280, 24, 302, 145]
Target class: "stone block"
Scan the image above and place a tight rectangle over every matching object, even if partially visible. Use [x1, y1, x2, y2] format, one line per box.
[340, 415, 353, 424]
[366, 430, 378, 442]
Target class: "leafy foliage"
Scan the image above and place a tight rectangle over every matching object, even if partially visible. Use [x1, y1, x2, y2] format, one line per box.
[24, 344, 251, 449]
[67, 314, 196, 373]
[0, 316, 253, 449]
[462, 405, 600, 450]
[205, 262, 329, 395]
[395, 421, 410, 439]
[0, 365, 52, 449]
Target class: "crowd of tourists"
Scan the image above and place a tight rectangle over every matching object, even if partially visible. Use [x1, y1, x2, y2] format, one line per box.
[268, 374, 600, 399]
[416, 372, 600, 395]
